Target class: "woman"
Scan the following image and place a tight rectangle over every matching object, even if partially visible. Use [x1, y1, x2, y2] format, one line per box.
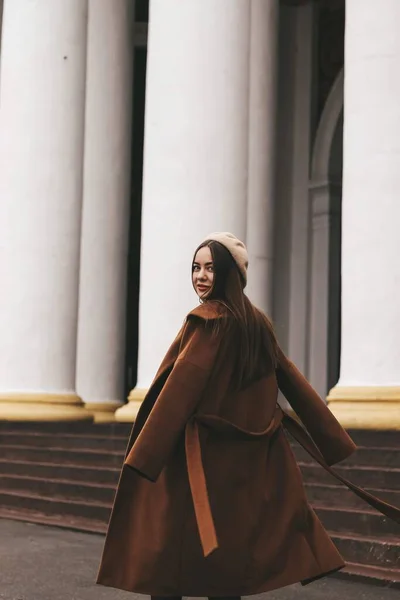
[97, 232, 400, 598]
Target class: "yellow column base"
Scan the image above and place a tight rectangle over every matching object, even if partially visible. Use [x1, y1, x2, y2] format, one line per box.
[327, 385, 400, 430]
[0, 392, 93, 422]
[84, 402, 122, 423]
[114, 388, 148, 423]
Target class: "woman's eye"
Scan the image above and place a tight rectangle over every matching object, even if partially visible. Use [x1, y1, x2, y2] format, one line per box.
[193, 265, 199, 271]
[207, 266, 214, 272]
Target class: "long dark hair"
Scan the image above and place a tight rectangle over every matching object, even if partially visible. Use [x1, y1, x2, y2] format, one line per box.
[193, 240, 278, 388]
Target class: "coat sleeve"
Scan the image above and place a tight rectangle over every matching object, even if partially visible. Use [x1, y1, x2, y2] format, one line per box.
[124, 317, 220, 482]
[276, 346, 357, 465]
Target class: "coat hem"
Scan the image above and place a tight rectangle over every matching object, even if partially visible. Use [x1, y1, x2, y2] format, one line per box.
[96, 563, 346, 596]
[301, 564, 344, 586]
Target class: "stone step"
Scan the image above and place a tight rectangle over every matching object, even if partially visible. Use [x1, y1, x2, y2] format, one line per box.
[0, 474, 116, 504]
[345, 429, 400, 449]
[332, 533, 400, 570]
[0, 489, 111, 523]
[305, 482, 400, 510]
[292, 443, 400, 468]
[1, 421, 399, 447]
[5, 439, 399, 469]
[340, 561, 400, 589]
[0, 507, 107, 535]
[0, 431, 127, 452]
[0, 420, 131, 436]
[1, 444, 124, 467]
[286, 427, 400, 450]
[2, 422, 399, 445]
[314, 505, 400, 539]
[299, 462, 400, 490]
[0, 458, 120, 484]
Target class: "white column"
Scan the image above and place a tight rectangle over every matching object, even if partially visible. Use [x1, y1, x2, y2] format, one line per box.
[76, 0, 135, 423]
[273, 3, 314, 371]
[0, 0, 89, 420]
[328, 0, 400, 428]
[115, 0, 251, 421]
[246, 0, 278, 315]
[308, 71, 344, 398]
[308, 182, 341, 398]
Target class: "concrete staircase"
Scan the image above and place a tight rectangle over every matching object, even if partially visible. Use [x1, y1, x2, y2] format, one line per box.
[0, 421, 128, 534]
[293, 429, 400, 587]
[0, 421, 399, 587]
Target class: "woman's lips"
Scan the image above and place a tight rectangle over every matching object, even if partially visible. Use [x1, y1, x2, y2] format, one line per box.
[197, 285, 209, 292]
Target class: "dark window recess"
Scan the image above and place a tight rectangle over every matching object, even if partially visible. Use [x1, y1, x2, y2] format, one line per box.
[135, 0, 149, 23]
[124, 47, 147, 398]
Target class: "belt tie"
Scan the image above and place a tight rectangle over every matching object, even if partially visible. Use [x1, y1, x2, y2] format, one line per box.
[184, 406, 284, 558]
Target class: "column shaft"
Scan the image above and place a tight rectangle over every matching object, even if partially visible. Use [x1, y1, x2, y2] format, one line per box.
[246, 0, 278, 315]
[308, 183, 341, 398]
[76, 0, 135, 422]
[328, 0, 400, 428]
[0, 0, 89, 420]
[116, 0, 251, 421]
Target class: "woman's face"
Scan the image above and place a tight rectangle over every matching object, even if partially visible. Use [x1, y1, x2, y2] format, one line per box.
[192, 246, 214, 299]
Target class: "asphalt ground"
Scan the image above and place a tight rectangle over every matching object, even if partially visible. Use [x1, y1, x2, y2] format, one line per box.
[0, 519, 397, 600]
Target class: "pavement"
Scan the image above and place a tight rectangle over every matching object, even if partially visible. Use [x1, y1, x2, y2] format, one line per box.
[0, 519, 398, 600]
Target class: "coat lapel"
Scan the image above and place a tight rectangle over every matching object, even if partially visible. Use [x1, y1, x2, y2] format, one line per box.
[124, 327, 185, 457]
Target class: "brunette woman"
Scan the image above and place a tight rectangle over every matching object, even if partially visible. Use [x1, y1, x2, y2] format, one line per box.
[97, 232, 400, 598]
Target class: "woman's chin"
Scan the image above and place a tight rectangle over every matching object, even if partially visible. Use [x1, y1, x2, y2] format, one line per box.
[197, 292, 210, 300]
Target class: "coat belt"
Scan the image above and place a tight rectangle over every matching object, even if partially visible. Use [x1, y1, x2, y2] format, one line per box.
[185, 407, 400, 559]
[184, 406, 284, 558]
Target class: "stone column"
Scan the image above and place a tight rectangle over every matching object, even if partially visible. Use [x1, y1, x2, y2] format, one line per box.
[76, 0, 135, 423]
[0, 0, 90, 420]
[273, 2, 314, 371]
[308, 70, 344, 398]
[246, 0, 278, 315]
[328, 0, 400, 428]
[308, 181, 341, 398]
[115, 0, 251, 421]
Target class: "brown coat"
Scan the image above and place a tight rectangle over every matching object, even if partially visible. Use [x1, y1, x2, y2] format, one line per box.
[97, 301, 358, 596]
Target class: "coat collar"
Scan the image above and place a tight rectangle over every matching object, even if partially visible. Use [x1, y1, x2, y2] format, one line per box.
[188, 300, 231, 321]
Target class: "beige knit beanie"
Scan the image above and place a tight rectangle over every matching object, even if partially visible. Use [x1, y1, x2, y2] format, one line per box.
[202, 232, 248, 285]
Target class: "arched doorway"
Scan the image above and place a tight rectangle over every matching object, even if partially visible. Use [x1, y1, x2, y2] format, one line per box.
[308, 69, 343, 398]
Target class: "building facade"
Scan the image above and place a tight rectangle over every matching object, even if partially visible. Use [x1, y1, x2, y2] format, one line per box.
[0, 0, 399, 428]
